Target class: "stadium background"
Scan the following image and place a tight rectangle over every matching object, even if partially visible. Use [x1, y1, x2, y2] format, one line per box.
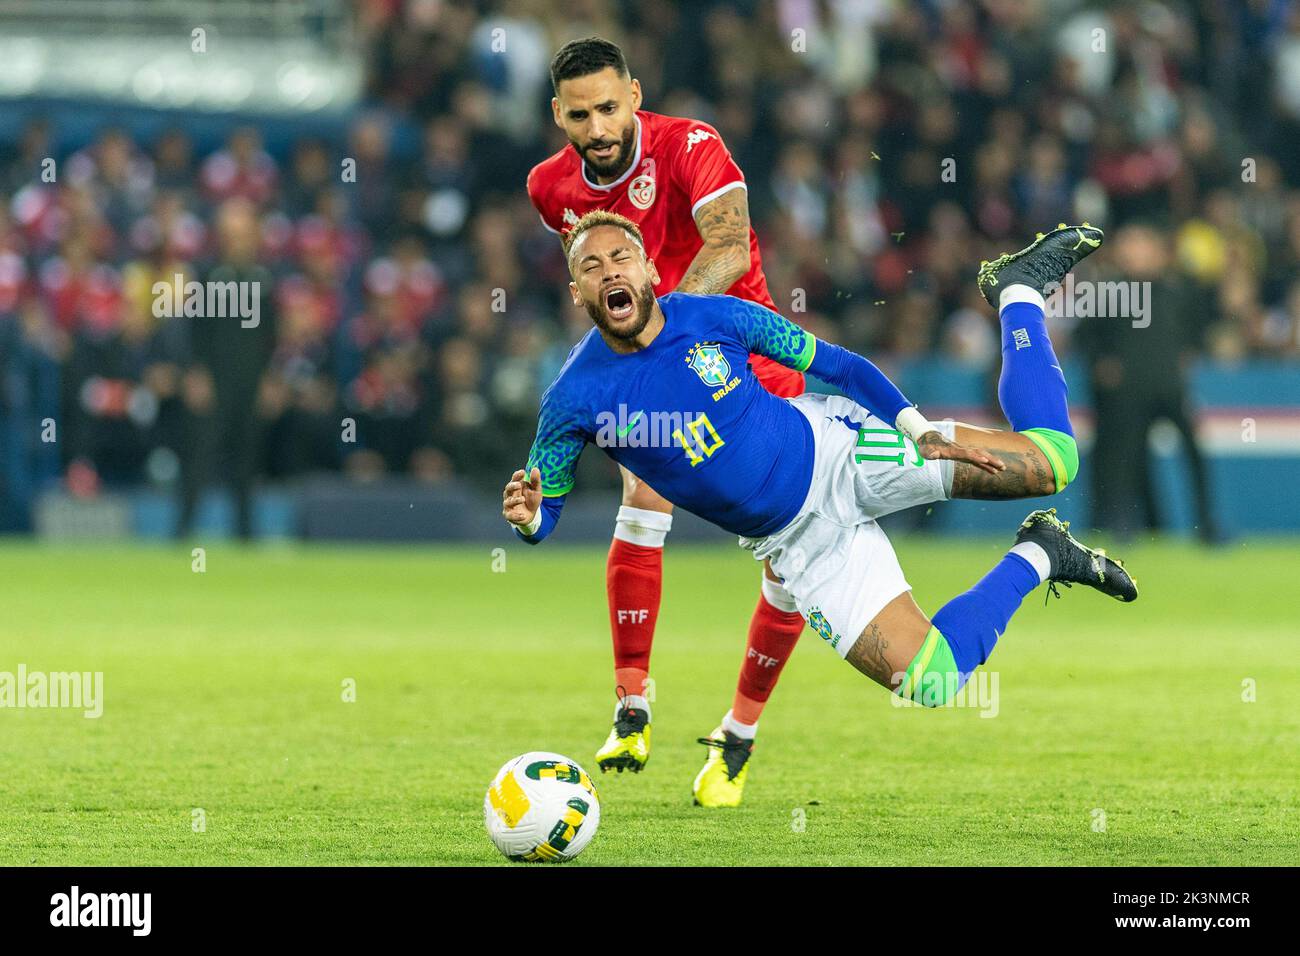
[2, 0, 1299, 542]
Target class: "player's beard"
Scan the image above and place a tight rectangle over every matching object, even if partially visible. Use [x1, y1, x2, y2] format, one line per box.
[586, 280, 657, 342]
[577, 122, 636, 180]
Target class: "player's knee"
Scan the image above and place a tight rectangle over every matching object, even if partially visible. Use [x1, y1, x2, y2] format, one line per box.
[621, 473, 673, 512]
[897, 672, 963, 707]
[1057, 434, 1079, 491]
[895, 627, 966, 706]
[1021, 427, 1078, 494]
[759, 572, 799, 614]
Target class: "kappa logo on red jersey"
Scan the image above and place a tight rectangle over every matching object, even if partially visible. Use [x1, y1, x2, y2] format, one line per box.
[562, 207, 579, 228]
[685, 128, 716, 153]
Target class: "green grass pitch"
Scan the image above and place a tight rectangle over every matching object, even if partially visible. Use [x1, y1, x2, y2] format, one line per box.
[0, 536, 1296, 866]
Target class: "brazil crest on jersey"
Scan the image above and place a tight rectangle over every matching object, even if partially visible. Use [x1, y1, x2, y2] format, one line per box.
[524, 293, 819, 539]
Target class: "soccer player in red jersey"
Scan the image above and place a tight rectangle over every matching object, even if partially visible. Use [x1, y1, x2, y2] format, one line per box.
[525, 37, 804, 805]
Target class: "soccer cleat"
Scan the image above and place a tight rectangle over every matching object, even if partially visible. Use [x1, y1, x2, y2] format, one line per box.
[1015, 508, 1138, 603]
[977, 223, 1104, 308]
[692, 727, 753, 807]
[595, 701, 651, 773]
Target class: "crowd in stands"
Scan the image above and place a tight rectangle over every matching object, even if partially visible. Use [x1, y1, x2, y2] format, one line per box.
[3, 0, 1300, 531]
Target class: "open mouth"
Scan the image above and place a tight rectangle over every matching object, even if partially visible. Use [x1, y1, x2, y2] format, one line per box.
[587, 142, 618, 161]
[604, 286, 635, 320]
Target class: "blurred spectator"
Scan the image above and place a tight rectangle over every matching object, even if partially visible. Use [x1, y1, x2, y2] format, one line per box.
[339, 283, 434, 478]
[1075, 223, 1222, 543]
[178, 199, 277, 539]
[0, 296, 63, 531]
[200, 127, 278, 206]
[61, 295, 183, 488]
[259, 289, 339, 478]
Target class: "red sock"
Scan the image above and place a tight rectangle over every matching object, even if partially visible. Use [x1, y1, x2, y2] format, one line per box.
[606, 537, 662, 699]
[732, 591, 804, 727]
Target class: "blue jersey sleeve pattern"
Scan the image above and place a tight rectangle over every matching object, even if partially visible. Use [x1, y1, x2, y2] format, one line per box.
[524, 394, 587, 498]
[515, 382, 589, 544]
[722, 296, 817, 370]
[723, 296, 913, 425]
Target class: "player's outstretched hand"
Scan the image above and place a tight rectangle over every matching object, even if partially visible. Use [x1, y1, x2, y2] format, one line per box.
[502, 467, 543, 526]
[916, 431, 1005, 475]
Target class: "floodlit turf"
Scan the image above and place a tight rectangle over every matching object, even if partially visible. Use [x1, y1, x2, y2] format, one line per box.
[0, 536, 1296, 866]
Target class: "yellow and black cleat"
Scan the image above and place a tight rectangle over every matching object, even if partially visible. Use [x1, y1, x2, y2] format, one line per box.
[595, 703, 651, 773]
[692, 727, 753, 808]
[977, 223, 1104, 309]
[1016, 507, 1139, 603]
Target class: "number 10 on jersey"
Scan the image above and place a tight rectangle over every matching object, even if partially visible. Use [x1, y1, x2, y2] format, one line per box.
[673, 414, 725, 467]
[854, 428, 923, 467]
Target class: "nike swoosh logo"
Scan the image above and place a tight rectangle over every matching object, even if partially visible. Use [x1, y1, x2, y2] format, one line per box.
[617, 412, 644, 437]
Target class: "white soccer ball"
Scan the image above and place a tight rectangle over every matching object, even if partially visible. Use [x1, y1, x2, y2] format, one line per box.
[483, 752, 601, 862]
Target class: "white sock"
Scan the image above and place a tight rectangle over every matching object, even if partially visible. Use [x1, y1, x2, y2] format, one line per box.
[999, 283, 1046, 314]
[760, 574, 799, 613]
[722, 709, 757, 740]
[1010, 541, 1052, 585]
[612, 506, 672, 548]
[616, 694, 651, 721]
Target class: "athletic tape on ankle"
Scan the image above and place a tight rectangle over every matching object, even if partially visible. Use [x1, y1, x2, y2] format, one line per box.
[613, 506, 673, 547]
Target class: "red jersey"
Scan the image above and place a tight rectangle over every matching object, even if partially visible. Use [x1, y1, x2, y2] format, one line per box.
[527, 110, 803, 397]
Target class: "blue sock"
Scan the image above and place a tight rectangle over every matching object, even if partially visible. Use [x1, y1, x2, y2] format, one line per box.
[931, 552, 1042, 674]
[997, 296, 1073, 436]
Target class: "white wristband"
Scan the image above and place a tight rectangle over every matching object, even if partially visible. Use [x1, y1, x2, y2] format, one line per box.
[510, 507, 543, 537]
[894, 406, 936, 442]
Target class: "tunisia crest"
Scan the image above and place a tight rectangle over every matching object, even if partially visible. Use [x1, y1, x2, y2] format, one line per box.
[628, 172, 656, 209]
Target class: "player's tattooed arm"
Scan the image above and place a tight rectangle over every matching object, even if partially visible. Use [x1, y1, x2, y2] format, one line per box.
[949, 446, 1053, 499]
[676, 188, 751, 295]
[916, 430, 1005, 476]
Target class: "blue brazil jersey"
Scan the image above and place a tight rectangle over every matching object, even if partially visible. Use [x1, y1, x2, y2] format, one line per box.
[528, 293, 816, 537]
[521, 293, 914, 541]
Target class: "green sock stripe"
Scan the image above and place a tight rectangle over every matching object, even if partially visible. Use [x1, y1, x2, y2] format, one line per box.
[1021, 427, 1077, 491]
[899, 627, 959, 706]
[898, 628, 938, 699]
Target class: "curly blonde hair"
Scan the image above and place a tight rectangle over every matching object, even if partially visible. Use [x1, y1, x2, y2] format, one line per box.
[562, 210, 646, 272]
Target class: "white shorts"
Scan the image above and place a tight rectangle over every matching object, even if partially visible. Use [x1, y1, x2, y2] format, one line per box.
[739, 394, 955, 658]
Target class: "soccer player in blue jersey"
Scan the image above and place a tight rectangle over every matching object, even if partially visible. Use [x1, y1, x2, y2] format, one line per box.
[503, 210, 1137, 806]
